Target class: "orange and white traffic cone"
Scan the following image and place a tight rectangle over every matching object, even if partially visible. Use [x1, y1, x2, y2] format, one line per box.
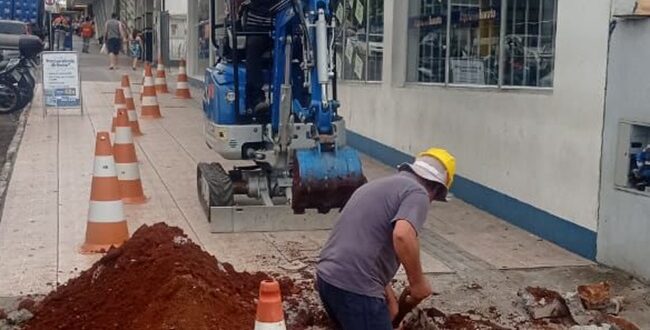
[155, 57, 169, 94]
[114, 109, 147, 204]
[254, 280, 286, 330]
[81, 132, 129, 254]
[112, 88, 126, 132]
[121, 74, 136, 111]
[121, 74, 143, 136]
[140, 62, 148, 101]
[141, 64, 162, 118]
[175, 59, 192, 99]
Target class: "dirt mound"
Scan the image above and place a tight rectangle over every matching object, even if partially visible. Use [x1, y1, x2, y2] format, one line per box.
[24, 223, 328, 330]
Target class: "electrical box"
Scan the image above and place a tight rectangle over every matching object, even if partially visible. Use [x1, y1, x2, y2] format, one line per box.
[614, 120, 650, 194]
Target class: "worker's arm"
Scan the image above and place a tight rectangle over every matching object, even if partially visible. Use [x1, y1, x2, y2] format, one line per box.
[393, 220, 432, 302]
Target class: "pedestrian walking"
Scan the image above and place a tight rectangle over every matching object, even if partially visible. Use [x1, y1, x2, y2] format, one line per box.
[104, 13, 127, 70]
[80, 17, 94, 53]
[316, 148, 456, 329]
[52, 15, 69, 51]
[129, 30, 143, 70]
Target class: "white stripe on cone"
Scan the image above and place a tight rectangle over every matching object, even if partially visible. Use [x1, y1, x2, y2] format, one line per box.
[123, 87, 132, 99]
[254, 321, 286, 330]
[155, 77, 166, 84]
[116, 163, 141, 181]
[144, 76, 155, 86]
[127, 109, 137, 121]
[88, 200, 124, 222]
[114, 127, 133, 144]
[94, 156, 118, 177]
[177, 82, 189, 89]
[142, 96, 158, 106]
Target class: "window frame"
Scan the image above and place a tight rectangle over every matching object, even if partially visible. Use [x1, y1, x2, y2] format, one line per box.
[406, 0, 558, 90]
[337, 0, 385, 83]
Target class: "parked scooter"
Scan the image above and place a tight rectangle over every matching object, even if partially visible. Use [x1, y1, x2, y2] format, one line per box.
[0, 33, 43, 114]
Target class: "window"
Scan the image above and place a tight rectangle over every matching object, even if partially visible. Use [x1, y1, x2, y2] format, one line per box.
[407, 0, 556, 88]
[503, 0, 556, 87]
[615, 121, 650, 196]
[335, 0, 384, 82]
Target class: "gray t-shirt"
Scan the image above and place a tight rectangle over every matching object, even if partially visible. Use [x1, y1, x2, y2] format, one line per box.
[316, 172, 430, 298]
[105, 19, 122, 40]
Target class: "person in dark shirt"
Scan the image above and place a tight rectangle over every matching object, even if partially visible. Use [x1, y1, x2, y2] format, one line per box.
[317, 148, 457, 329]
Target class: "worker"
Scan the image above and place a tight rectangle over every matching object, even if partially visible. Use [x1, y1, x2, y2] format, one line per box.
[316, 148, 456, 329]
[240, 0, 291, 114]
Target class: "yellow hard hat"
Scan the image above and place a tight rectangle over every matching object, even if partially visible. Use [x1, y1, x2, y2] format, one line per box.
[418, 148, 456, 189]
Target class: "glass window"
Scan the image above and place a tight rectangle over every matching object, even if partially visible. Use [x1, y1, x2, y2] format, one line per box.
[197, 0, 211, 74]
[406, 0, 556, 88]
[407, 0, 447, 83]
[503, 0, 556, 87]
[336, 0, 384, 82]
[449, 0, 500, 85]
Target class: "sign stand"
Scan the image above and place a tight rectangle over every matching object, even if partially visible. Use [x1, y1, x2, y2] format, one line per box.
[41, 51, 83, 117]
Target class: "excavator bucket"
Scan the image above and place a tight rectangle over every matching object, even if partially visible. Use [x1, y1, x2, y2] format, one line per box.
[292, 146, 367, 214]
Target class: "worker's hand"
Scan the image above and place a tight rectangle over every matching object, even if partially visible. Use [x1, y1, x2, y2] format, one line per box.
[407, 277, 433, 304]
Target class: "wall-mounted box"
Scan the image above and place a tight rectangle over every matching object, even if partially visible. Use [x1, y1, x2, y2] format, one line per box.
[614, 120, 650, 195]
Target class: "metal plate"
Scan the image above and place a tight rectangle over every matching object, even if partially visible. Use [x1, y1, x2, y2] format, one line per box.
[209, 205, 340, 232]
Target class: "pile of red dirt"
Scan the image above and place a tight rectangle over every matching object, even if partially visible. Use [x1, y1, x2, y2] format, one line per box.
[23, 223, 330, 330]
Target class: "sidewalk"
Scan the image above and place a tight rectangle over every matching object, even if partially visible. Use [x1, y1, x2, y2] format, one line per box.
[0, 45, 649, 327]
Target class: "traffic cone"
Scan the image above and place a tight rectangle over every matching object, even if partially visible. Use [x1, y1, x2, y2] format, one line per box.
[121, 74, 136, 111]
[81, 132, 129, 254]
[112, 88, 126, 132]
[121, 74, 143, 136]
[140, 62, 148, 101]
[175, 59, 192, 99]
[114, 109, 147, 204]
[141, 64, 162, 118]
[254, 280, 286, 330]
[155, 56, 169, 94]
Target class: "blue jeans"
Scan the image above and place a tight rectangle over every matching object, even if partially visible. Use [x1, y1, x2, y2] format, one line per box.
[317, 277, 392, 330]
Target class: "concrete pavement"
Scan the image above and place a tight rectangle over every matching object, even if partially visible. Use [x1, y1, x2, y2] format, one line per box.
[0, 39, 649, 327]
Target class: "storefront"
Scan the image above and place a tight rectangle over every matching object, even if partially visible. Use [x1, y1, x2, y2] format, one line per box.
[336, 0, 609, 263]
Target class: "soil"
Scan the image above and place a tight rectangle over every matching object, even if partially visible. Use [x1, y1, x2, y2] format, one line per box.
[17, 298, 36, 313]
[23, 223, 331, 330]
[403, 307, 513, 330]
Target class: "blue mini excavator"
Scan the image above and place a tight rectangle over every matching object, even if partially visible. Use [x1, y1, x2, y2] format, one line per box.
[198, 0, 367, 229]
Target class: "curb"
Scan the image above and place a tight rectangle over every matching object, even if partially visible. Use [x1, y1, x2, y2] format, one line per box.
[0, 101, 32, 221]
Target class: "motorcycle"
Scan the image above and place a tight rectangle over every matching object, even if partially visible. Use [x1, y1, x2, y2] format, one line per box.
[0, 34, 43, 114]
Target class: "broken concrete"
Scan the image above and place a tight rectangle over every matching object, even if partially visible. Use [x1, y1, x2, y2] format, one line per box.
[565, 291, 602, 325]
[579, 282, 612, 310]
[519, 287, 570, 319]
[6, 309, 33, 325]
